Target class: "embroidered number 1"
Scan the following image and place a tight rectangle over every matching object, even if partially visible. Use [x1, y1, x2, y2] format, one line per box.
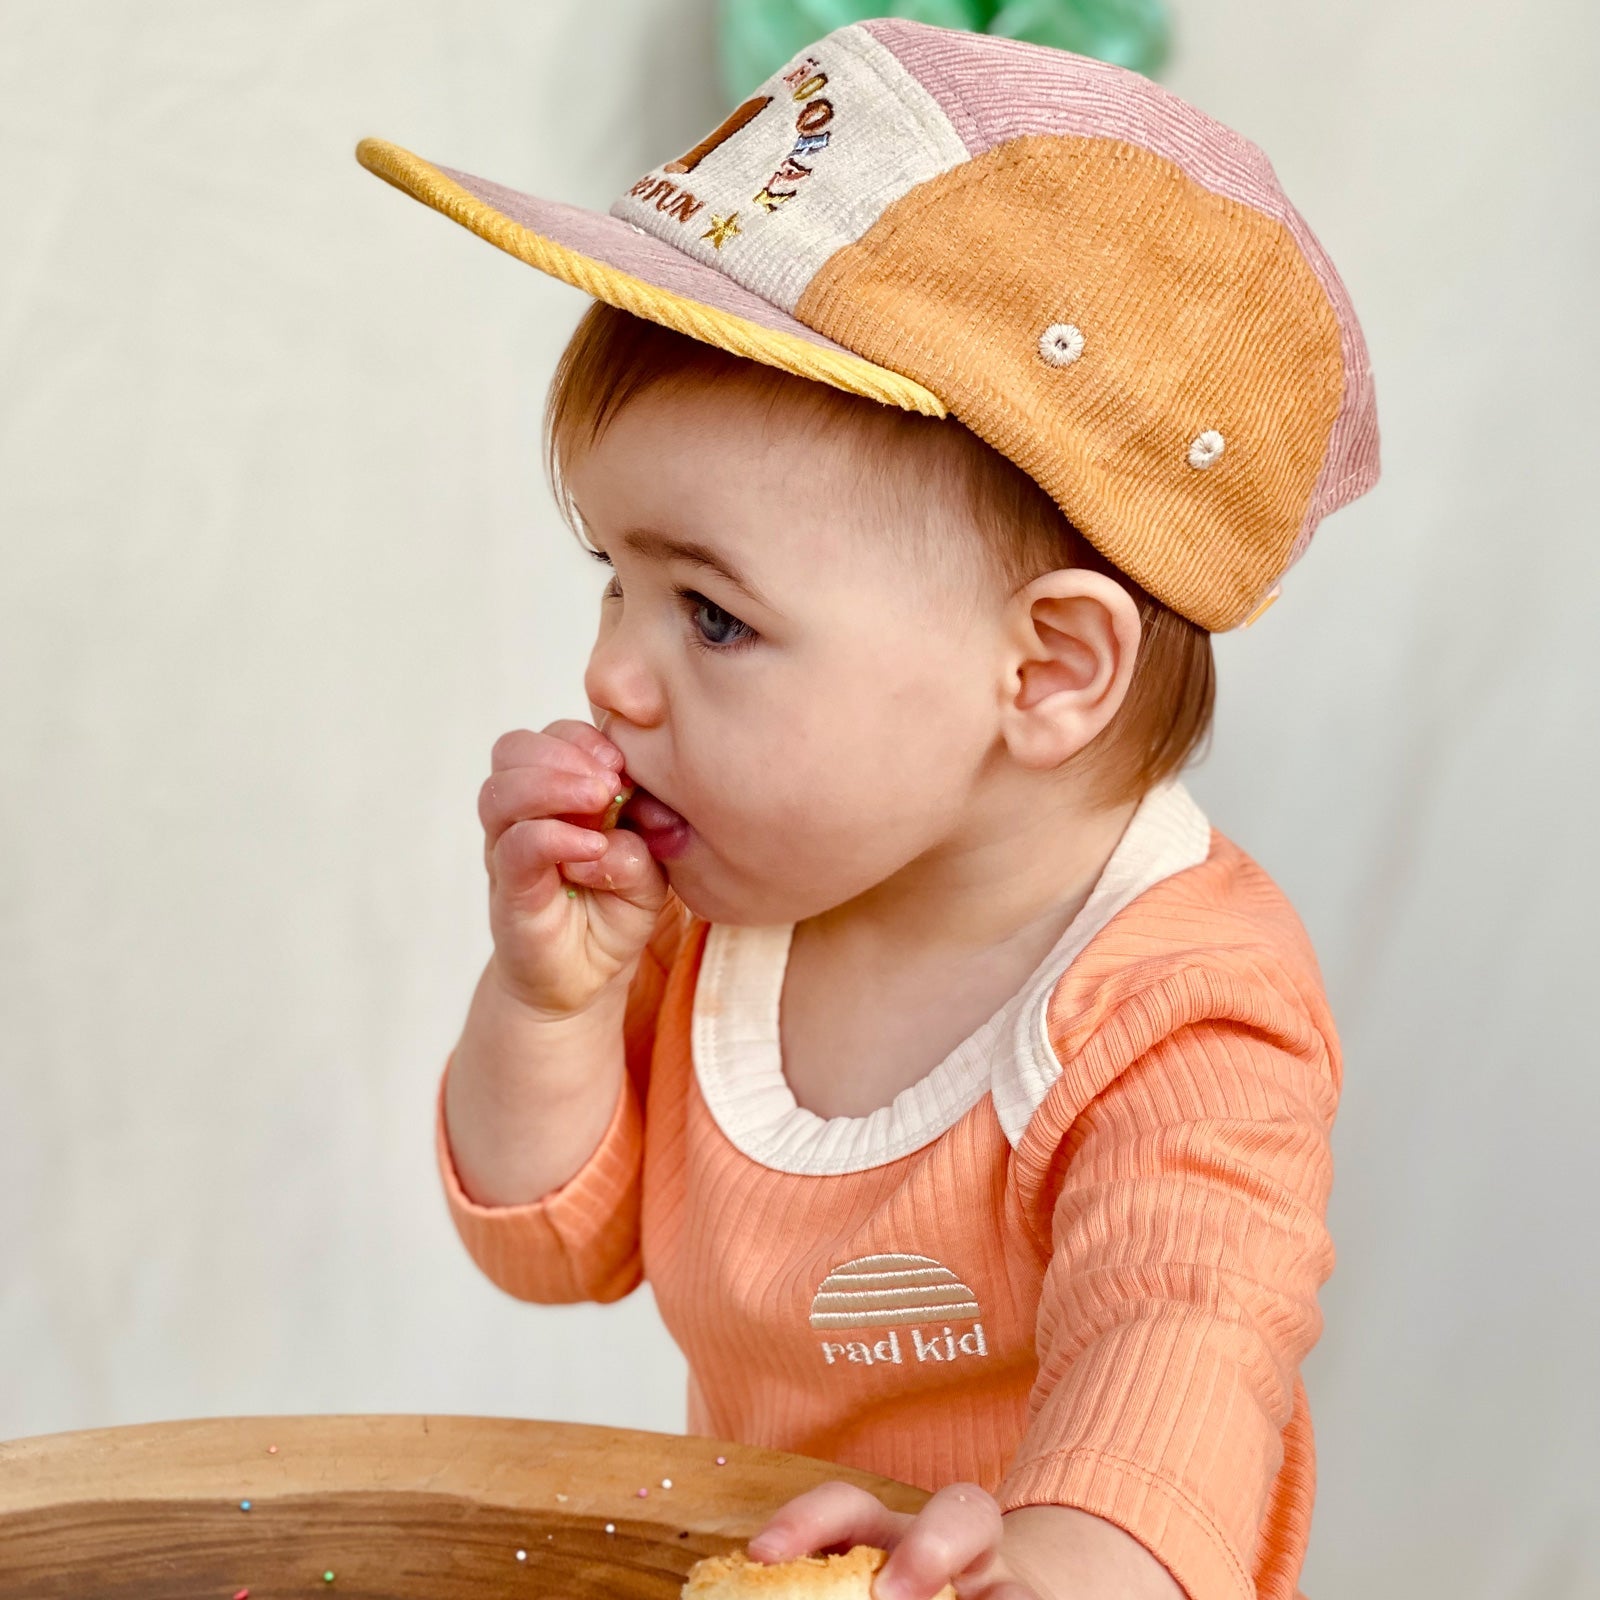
[664, 96, 772, 175]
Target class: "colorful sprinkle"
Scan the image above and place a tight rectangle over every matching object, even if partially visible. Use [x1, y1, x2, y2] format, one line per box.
[323, 1573, 336, 1585]
[604, 1523, 616, 1535]
[267, 1445, 278, 1455]
[555, 1493, 568, 1502]
[516, 1549, 527, 1561]
[636, 1487, 649, 1498]
[661, 1478, 672, 1489]
[239, 1500, 251, 1512]
[566, 886, 577, 898]
[715, 1456, 727, 1465]
[234, 1590, 250, 1599]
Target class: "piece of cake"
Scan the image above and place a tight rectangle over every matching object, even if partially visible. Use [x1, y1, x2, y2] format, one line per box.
[682, 1545, 956, 1599]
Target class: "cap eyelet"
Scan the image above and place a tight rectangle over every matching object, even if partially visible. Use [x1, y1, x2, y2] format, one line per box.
[1038, 323, 1085, 366]
[1187, 430, 1225, 469]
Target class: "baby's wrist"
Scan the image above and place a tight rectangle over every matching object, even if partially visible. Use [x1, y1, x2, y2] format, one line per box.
[483, 947, 627, 1036]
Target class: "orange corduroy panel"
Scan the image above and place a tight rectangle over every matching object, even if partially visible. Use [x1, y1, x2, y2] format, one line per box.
[795, 135, 1347, 631]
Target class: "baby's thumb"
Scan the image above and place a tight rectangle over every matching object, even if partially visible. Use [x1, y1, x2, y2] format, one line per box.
[563, 826, 667, 911]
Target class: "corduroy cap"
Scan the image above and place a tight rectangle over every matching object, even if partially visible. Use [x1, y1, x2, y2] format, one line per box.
[357, 18, 1379, 632]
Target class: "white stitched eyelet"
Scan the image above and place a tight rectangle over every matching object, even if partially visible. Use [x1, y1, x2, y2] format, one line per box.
[1038, 323, 1085, 366]
[1187, 430, 1225, 469]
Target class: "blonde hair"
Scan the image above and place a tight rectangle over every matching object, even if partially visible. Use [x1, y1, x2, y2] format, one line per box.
[543, 301, 1214, 808]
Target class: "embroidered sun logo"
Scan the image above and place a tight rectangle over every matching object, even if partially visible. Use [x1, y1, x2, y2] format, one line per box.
[809, 1253, 981, 1329]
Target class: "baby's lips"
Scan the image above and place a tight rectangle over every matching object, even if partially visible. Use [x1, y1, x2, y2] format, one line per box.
[621, 787, 687, 831]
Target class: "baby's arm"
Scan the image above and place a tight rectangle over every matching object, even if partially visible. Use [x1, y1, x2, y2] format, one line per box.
[1000, 1504, 1182, 1600]
[438, 718, 678, 1304]
[444, 958, 630, 1209]
[744, 1479, 1178, 1600]
[999, 999, 1339, 1600]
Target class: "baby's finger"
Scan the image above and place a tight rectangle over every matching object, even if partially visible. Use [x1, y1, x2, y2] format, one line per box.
[559, 824, 657, 897]
[490, 727, 586, 781]
[875, 1485, 1003, 1600]
[479, 764, 623, 850]
[747, 1482, 909, 1564]
[491, 817, 607, 900]
[542, 717, 627, 775]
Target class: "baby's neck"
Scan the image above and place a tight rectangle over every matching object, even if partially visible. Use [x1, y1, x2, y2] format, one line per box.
[812, 768, 1139, 953]
[777, 788, 1141, 1117]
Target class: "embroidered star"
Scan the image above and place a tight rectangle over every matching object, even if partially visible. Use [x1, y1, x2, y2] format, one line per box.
[702, 211, 741, 249]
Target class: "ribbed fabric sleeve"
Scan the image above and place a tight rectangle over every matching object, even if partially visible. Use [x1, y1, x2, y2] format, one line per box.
[435, 1060, 644, 1302]
[434, 894, 691, 1304]
[997, 942, 1339, 1600]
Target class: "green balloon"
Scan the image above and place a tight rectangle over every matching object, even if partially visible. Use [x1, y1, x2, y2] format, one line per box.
[718, 0, 991, 105]
[717, 0, 1170, 103]
[988, 0, 1170, 74]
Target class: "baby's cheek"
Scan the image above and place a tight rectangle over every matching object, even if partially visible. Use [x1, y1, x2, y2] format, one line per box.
[700, 719, 885, 853]
[715, 780, 845, 868]
[758, 765, 863, 841]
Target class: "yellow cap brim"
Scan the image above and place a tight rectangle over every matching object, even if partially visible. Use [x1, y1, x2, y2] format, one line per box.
[355, 138, 945, 417]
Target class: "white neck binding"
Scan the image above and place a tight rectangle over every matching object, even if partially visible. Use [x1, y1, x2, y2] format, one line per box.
[691, 778, 1213, 1175]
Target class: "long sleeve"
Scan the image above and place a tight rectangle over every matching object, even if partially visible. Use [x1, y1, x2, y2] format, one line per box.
[435, 894, 691, 1304]
[996, 1006, 1339, 1600]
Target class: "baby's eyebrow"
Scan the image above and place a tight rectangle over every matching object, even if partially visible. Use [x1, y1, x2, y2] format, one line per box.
[608, 524, 773, 612]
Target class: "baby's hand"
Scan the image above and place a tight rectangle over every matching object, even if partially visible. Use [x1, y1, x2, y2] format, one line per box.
[477, 720, 669, 1021]
[747, 1482, 1040, 1600]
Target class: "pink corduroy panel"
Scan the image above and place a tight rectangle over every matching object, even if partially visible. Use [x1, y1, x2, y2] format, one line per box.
[439, 165, 865, 359]
[862, 19, 1381, 565]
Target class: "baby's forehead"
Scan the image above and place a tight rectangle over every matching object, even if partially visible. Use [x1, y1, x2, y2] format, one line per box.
[645, 368, 967, 513]
[574, 363, 995, 613]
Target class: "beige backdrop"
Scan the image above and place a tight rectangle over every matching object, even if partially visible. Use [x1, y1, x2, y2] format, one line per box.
[2, 2, 1596, 1594]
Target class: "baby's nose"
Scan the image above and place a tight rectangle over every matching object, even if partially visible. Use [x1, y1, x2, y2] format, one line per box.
[583, 643, 665, 734]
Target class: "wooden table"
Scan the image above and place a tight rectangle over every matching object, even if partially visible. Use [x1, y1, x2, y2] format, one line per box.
[0, 1413, 932, 1598]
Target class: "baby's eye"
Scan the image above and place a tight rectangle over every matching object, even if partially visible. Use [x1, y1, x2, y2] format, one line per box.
[678, 588, 755, 652]
[588, 547, 621, 601]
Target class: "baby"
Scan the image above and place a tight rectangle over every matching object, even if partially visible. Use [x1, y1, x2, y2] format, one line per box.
[358, 18, 1379, 1600]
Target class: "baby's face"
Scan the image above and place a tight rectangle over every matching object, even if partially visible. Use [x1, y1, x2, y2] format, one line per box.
[569, 372, 1005, 927]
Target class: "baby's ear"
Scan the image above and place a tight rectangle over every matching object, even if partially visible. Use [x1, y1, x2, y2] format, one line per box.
[999, 571, 1141, 772]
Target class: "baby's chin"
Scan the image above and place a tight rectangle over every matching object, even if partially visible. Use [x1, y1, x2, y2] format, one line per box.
[650, 849, 788, 927]
[659, 853, 891, 930]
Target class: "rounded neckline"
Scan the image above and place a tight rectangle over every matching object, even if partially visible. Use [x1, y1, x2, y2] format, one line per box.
[690, 779, 1214, 1174]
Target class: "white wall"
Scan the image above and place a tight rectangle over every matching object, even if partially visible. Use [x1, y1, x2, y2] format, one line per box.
[2, 3, 1595, 1594]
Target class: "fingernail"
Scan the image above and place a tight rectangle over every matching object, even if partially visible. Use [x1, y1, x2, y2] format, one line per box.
[747, 1537, 781, 1561]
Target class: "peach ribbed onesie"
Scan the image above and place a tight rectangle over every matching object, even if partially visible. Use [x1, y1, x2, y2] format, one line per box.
[436, 779, 1340, 1600]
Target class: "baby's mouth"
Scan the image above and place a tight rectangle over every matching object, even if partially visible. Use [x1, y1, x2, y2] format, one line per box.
[614, 780, 691, 857]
